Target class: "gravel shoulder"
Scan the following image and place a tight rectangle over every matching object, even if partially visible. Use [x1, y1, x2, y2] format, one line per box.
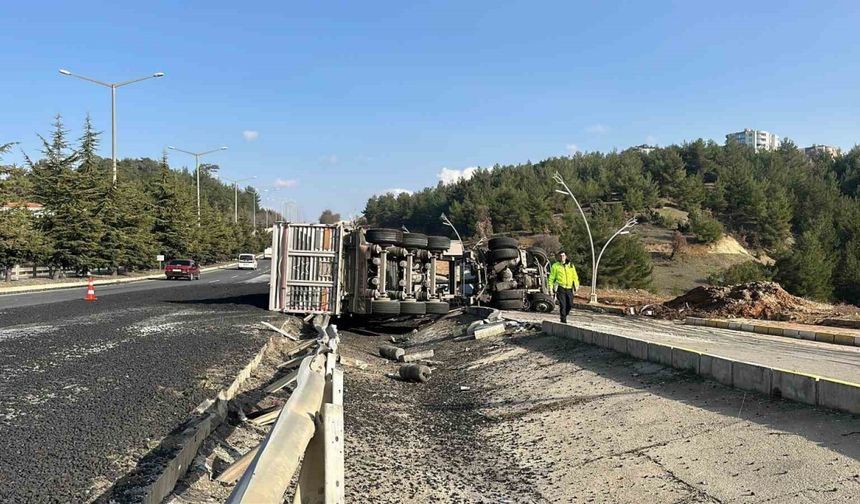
[342, 314, 860, 503]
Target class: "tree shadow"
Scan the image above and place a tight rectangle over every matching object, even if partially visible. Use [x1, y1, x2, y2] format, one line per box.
[507, 331, 860, 462]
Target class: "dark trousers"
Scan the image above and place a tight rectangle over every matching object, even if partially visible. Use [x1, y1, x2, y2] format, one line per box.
[556, 288, 574, 323]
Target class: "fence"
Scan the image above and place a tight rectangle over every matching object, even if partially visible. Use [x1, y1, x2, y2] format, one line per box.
[227, 317, 344, 504]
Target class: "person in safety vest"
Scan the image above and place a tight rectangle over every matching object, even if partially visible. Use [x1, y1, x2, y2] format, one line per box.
[548, 250, 579, 323]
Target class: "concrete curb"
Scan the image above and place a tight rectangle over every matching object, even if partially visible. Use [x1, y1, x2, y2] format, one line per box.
[685, 317, 860, 348]
[0, 263, 239, 295]
[139, 334, 280, 504]
[572, 301, 630, 316]
[541, 320, 860, 416]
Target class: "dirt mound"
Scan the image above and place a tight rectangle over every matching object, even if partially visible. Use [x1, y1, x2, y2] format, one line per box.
[663, 281, 834, 321]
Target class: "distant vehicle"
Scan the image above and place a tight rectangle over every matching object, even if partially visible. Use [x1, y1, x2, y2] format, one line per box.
[263, 247, 272, 259]
[165, 259, 200, 280]
[238, 254, 258, 270]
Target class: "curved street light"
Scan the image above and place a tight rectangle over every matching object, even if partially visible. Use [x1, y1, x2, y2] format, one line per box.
[58, 68, 165, 185]
[592, 218, 638, 304]
[553, 172, 598, 302]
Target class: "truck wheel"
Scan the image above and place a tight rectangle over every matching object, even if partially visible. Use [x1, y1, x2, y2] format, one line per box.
[399, 301, 427, 315]
[494, 289, 525, 301]
[489, 248, 518, 262]
[371, 300, 401, 315]
[426, 235, 451, 252]
[531, 292, 555, 313]
[488, 236, 519, 250]
[425, 301, 450, 314]
[400, 233, 429, 249]
[366, 228, 403, 246]
[527, 247, 549, 264]
[496, 299, 525, 310]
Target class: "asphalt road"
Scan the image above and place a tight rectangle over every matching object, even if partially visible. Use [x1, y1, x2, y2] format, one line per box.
[0, 261, 273, 503]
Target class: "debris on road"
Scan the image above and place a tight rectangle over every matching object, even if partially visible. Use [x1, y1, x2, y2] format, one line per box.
[260, 321, 299, 341]
[399, 363, 432, 383]
[379, 345, 406, 361]
[342, 357, 369, 370]
[400, 349, 435, 363]
[472, 321, 507, 340]
[663, 281, 846, 322]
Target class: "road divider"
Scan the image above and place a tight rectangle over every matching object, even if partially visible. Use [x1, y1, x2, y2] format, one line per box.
[0, 262, 239, 295]
[542, 320, 860, 415]
[684, 316, 860, 348]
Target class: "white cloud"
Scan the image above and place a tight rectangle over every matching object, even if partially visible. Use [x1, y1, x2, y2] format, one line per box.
[274, 178, 298, 188]
[565, 144, 580, 155]
[319, 154, 339, 165]
[586, 124, 610, 134]
[376, 188, 413, 197]
[437, 166, 481, 185]
[242, 130, 259, 142]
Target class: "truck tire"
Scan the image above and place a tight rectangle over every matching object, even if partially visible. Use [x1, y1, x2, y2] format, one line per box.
[371, 299, 401, 315]
[425, 301, 450, 314]
[399, 301, 426, 315]
[531, 292, 555, 313]
[488, 236, 519, 250]
[426, 235, 451, 252]
[494, 289, 525, 301]
[488, 248, 518, 262]
[496, 299, 525, 310]
[366, 228, 403, 246]
[400, 232, 429, 249]
[527, 247, 549, 264]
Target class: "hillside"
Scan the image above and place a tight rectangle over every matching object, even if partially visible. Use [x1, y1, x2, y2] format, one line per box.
[364, 139, 860, 307]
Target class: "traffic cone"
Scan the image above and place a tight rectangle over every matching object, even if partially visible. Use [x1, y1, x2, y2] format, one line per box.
[84, 277, 97, 301]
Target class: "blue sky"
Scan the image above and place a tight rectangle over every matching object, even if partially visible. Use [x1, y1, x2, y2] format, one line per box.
[2, 1, 860, 219]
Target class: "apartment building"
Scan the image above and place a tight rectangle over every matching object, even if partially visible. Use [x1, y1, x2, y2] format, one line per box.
[726, 128, 780, 152]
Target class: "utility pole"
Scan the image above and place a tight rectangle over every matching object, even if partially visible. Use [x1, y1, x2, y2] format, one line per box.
[59, 69, 164, 185]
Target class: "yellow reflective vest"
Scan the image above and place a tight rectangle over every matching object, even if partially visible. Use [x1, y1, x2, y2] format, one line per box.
[548, 261, 580, 290]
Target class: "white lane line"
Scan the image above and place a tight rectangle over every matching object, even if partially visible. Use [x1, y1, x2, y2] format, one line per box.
[208, 280, 221, 284]
[230, 275, 239, 279]
[243, 274, 270, 284]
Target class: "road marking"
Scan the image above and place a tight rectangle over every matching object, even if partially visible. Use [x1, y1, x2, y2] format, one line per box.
[244, 274, 270, 284]
[208, 280, 221, 284]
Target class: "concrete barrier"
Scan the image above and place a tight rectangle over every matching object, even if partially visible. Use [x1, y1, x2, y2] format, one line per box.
[817, 378, 860, 415]
[672, 347, 700, 374]
[647, 343, 673, 366]
[731, 361, 772, 395]
[699, 354, 733, 387]
[683, 317, 859, 348]
[538, 320, 860, 416]
[771, 369, 818, 406]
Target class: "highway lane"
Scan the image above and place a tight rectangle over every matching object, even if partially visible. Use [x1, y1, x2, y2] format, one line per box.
[0, 260, 275, 503]
[0, 260, 271, 310]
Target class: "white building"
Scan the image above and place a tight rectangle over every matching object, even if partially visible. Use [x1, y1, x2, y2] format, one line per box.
[804, 144, 841, 159]
[726, 129, 780, 152]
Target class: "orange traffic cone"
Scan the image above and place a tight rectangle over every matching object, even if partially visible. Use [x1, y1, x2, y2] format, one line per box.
[84, 277, 98, 301]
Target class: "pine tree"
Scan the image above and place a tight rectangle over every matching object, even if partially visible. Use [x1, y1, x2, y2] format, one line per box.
[0, 208, 46, 281]
[152, 152, 195, 260]
[774, 226, 834, 301]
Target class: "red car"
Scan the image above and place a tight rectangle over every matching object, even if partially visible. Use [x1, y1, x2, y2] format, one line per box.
[165, 259, 201, 280]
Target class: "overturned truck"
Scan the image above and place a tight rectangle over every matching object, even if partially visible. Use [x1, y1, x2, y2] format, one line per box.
[268, 222, 554, 317]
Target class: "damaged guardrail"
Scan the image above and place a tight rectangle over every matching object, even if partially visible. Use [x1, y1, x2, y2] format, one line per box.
[227, 318, 344, 504]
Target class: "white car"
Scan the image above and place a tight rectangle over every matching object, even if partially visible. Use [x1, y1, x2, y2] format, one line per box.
[238, 254, 258, 270]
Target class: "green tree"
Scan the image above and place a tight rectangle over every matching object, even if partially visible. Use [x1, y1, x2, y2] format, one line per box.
[689, 208, 724, 243]
[774, 226, 834, 301]
[152, 153, 196, 260]
[319, 209, 341, 224]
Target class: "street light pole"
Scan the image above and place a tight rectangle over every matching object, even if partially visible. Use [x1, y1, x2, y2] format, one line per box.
[592, 218, 638, 304]
[168, 146, 227, 225]
[59, 68, 164, 185]
[223, 176, 256, 223]
[553, 172, 598, 303]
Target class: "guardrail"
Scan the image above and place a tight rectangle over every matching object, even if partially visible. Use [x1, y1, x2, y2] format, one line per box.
[227, 317, 344, 504]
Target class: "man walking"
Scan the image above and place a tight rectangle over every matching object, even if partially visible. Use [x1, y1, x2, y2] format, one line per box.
[548, 251, 579, 323]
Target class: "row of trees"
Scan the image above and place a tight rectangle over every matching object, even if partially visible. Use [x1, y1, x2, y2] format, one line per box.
[0, 116, 273, 280]
[363, 139, 860, 305]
